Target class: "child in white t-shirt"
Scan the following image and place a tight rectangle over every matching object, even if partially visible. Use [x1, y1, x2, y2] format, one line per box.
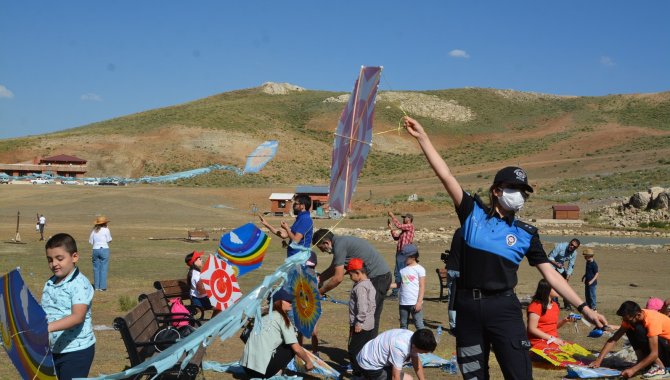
[184, 251, 219, 317]
[398, 244, 426, 329]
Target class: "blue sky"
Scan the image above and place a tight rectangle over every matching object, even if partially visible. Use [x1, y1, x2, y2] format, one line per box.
[1, 1, 669, 139]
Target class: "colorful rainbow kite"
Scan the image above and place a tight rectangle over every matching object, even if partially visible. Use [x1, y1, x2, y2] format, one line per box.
[200, 255, 243, 311]
[286, 265, 321, 338]
[0, 269, 56, 379]
[217, 223, 270, 277]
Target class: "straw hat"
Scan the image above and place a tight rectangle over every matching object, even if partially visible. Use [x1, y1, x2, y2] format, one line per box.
[94, 215, 110, 225]
[582, 248, 594, 256]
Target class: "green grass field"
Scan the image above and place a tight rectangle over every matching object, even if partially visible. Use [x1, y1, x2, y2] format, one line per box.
[1, 185, 668, 379]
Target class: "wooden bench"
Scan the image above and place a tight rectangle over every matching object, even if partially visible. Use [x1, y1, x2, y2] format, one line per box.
[153, 279, 205, 320]
[436, 268, 449, 302]
[187, 230, 209, 241]
[139, 291, 202, 328]
[113, 298, 205, 379]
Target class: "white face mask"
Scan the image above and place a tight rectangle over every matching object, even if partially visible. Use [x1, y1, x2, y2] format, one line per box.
[498, 188, 525, 212]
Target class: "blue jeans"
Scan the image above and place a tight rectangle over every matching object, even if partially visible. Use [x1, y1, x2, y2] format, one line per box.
[447, 270, 460, 330]
[393, 253, 406, 287]
[399, 304, 425, 329]
[585, 283, 597, 310]
[92, 248, 110, 290]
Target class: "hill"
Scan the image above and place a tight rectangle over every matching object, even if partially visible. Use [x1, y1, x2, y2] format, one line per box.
[1, 83, 669, 215]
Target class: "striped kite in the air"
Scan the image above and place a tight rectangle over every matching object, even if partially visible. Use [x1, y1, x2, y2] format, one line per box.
[328, 66, 382, 217]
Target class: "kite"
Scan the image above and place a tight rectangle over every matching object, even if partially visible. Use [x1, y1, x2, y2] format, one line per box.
[86, 249, 310, 380]
[566, 365, 621, 378]
[531, 342, 592, 367]
[200, 255, 243, 311]
[243, 140, 279, 174]
[286, 265, 321, 338]
[0, 269, 57, 380]
[217, 223, 270, 277]
[287, 349, 340, 379]
[328, 66, 382, 216]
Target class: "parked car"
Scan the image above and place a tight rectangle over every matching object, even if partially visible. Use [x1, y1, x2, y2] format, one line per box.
[0, 177, 11, 184]
[61, 179, 81, 185]
[99, 180, 120, 186]
[84, 179, 99, 186]
[31, 178, 51, 184]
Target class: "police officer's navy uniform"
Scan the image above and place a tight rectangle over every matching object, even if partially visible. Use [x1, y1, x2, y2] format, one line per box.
[455, 191, 549, 380]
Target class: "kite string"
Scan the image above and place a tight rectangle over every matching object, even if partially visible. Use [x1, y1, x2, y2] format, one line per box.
[33, 347, 54, 380]
[310, 216, 346, 249]
[372, 70, 409, 137]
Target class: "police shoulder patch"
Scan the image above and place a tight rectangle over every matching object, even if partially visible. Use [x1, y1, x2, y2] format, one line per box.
[515, 220, 537, 235]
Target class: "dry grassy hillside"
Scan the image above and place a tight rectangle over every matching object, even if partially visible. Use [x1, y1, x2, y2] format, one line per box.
[1, 84, 668, 205]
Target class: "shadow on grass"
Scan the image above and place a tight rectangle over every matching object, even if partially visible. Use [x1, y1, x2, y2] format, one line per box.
[424, 296, 448, 303]
[317, 344, 350, 371]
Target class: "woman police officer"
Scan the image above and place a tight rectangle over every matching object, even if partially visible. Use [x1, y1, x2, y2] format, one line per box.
[403, 116, 606, 379]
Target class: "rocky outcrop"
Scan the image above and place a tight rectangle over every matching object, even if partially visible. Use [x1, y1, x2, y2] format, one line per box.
[323, 91, 475, 123]
[627, 187, 670, 210]
[651, 192, 670, 210]
[595, 186, 670, 228]
[629, 191, 651, 209]
[261, 82, 306, 95]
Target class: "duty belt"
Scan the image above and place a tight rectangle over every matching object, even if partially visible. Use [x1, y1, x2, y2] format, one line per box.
[461, 288, 515, 300]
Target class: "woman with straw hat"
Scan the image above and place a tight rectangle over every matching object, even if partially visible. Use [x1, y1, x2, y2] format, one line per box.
[89, 215, 112, 291]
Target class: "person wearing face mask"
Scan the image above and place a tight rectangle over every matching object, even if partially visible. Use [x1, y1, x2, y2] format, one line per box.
[403, 116, 607, 380]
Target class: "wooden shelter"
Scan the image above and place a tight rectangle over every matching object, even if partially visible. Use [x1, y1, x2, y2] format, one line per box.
[295, 185, 330, 217]
[0, 154, 87, 178]
[268, 193, 294, 216]
[552, 205, 580, 220]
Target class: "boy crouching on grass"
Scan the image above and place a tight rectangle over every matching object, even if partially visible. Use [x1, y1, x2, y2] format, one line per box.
[348, 258, 377, 377]
[356, 328, 437, 380]
[42, 233, 96, 380]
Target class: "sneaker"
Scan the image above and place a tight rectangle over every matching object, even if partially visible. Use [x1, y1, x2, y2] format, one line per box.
[642, 365, 667, 379]
[343, 363, 353, 374]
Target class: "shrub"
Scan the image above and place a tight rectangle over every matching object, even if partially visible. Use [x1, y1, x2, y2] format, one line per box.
[119, 295, 138, 312]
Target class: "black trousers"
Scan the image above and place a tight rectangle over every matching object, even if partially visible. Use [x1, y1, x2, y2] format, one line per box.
[243, 343, 294, 379]
[53, 344, 95, 380]
[369, 272, 392, 336]
[361, 365, 393, 380]
[349, 328, 375, 375]
[455, 291, 532, 380]
[626, 323, 670, 367]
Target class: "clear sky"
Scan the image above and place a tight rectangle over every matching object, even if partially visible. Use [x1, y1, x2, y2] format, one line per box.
[1, 1, 669, 139]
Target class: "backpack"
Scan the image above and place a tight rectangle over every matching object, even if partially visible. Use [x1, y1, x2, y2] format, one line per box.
[169, 298, 191, 328]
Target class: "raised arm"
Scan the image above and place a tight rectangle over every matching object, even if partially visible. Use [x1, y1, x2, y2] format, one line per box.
[258, 214, 288, 239]
[280, 220, 303, 243]
[403, 116, 463, 208]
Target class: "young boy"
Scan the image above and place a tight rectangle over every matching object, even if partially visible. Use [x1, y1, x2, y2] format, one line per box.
[581, 248, 599, 311]
[356, 328, 437, 380]
[42, 233, 96, 380]
[347, 258, 377, 376]
[397, 244, 426, 330]
[590, 301, 670, 379]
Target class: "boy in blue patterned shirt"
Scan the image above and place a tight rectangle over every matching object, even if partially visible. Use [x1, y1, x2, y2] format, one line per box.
[42, 233, 96, 380]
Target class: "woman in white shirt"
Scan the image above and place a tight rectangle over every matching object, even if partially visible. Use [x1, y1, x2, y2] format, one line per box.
[89, 215, 112, 291]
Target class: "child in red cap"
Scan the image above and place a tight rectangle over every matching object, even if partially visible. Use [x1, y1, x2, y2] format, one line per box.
[347, 258, 377, 376]
[185, 251, 217, 316]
